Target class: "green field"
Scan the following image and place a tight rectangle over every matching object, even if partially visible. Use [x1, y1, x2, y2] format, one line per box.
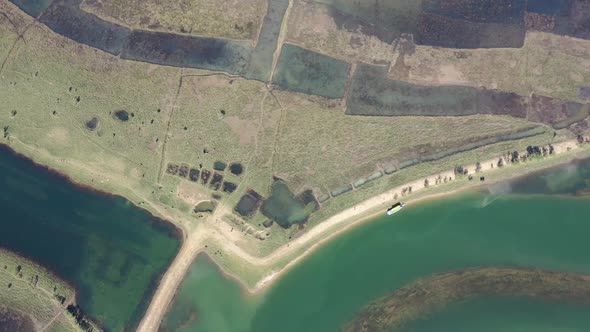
[0, 249, 91, 332]
[2, 0, 590, 297]
[0, 1, 577, 252]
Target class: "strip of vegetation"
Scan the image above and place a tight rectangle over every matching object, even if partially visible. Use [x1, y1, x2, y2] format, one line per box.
[345, 267, 590, 332]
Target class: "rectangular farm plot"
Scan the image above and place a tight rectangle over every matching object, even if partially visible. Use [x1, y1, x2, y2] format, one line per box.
[122, 30, 252, 74]
[346, 64, 527, 117]
[272, 44, 350, 99]
[527, 0, 573, 15]
[415, 12, 525, 48]
[423, 0, 526, 24]
[9, 0, 54, 17]
[39, 3, 131, 55]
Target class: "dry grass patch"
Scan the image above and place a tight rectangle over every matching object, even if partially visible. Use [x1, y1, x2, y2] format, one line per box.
[81, 0, 267, 40]
[398, 31, 590, 102]
[285, 0, 395, 64]
[271, 91, 544, 196]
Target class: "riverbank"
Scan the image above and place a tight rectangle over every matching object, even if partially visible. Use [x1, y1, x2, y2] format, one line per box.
[137, 138, 590, 332]
[159, 158, 590, 332]
[0, 249, 83, 331]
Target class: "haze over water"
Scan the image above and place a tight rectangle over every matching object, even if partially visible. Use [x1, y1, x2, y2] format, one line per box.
[163, 157, 590, 332]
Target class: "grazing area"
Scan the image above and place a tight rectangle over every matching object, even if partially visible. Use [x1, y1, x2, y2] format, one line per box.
[347, 63, 588, 126]
[272, 43, 350, 99]
[4, 2, 590, 331]
[0, 146, 180, 331]
[270, 89, 548, 196]
[10, 0, 287, 81]
[397, 31, 590, 102]
[80, 0, 267, 40]
[0, 249, 88, 332]
[39, 1, 131, 56]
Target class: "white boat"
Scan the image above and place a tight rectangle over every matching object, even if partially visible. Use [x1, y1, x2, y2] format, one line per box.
[386, 202, 405, 216]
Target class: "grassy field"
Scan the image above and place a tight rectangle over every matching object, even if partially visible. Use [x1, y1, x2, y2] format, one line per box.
[286, 3, 590, 104]
[286, 1, 397, 65]
[400, 31, 590, 102]
[0, 249, 88, 332]
[272, 43, 350, 98]
[80, 0, 267, 40]
[2, 0, 590, 297]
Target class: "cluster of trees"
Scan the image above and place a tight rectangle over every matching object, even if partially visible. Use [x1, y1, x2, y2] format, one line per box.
[66, 304, 95, 332]
[400, 186, 413, 196]
[498, 145, 554, 167]
[454, 166, 468, 176]
[434, 174, 452, 185]
[578, 134, 589, 144]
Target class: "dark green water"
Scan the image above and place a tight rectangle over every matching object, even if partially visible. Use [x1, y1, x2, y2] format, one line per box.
[0, 145, 180, 331]
[399, 297, 590, 332]
[162, 156, 590, 332]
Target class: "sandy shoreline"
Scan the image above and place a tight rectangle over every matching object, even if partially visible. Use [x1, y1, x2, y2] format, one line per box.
[136, 139, 590, 332]
[2, 136, 586, 332]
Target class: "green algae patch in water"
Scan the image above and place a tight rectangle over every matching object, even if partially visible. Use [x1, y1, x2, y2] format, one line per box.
[0, 146, 181, 331]
[160, 255, 258, 332]
[272, 44, 350, 99]
[261, 180, 317, 228]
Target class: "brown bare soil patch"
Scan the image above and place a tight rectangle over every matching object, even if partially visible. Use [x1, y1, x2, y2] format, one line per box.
[176, 180, 207, 205]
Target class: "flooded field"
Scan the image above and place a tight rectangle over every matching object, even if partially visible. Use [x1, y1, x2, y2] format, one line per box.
[122, 30, 252, 74]
[346, 64, 527, 117]
[243, 0, 289, 81]
[272, 44, 350, 99]
[10, 0, 288, 80]
[527, 0, 572, 15]
[0, 145, 180, 331]
[9, 0, 54, 17]
[39, 1, 131, 56]
[346, 63, 588, 125]
[318, 0, 527, 47]
[318, 0, 422, 43]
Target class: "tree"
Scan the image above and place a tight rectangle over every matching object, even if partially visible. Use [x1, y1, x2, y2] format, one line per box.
[454, 166, 464, 176]
[497, 158, 504, 168]
[424, 178, 429, 187]
[511, 151, 519, 163]
[475, 162, 482, 172]
[549, 144, 555, 155]
[526, 145, 541, 157]
[577, 134, 585, 144]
